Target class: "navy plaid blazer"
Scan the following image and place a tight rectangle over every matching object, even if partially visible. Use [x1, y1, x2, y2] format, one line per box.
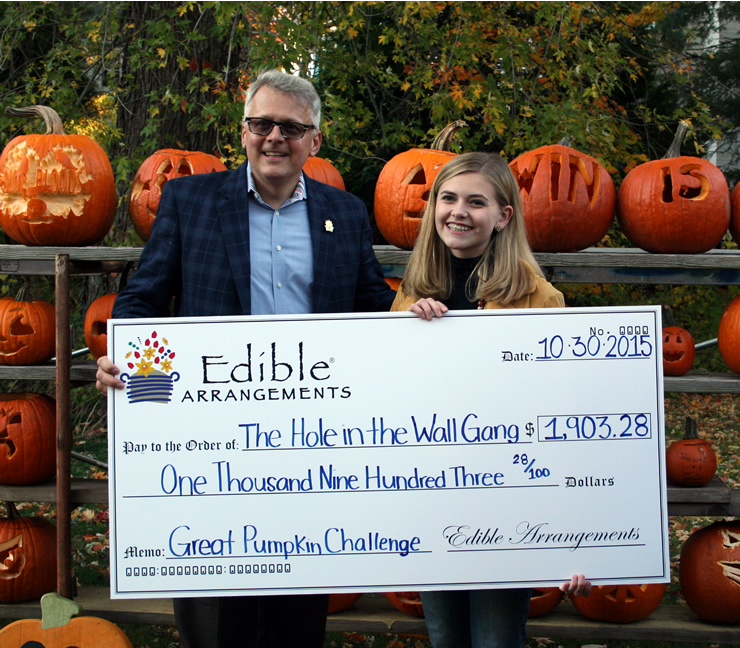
[113, 163, 395, 319]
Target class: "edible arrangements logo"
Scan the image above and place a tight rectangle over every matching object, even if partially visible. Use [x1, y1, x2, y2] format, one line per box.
[120, 330, 180, 404]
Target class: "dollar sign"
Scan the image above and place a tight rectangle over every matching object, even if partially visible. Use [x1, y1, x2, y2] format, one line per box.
[525, 422, 534, 437]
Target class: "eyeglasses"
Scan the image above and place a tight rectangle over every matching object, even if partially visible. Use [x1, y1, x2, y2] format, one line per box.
[243, 117, 315, 140]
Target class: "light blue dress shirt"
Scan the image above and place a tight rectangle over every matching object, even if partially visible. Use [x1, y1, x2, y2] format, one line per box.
[246, 163, 314, 315]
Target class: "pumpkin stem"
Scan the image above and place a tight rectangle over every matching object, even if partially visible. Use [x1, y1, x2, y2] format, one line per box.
[558, 136, 573, 147]
[431, 120, 467, 151]
[5, 105, 66, 135]
[40, 592, 82, 629]
[4, 501, 19, 519]
[663, 120, 691, 159]
[662, 304, 676, 327]
[684, 416, 700, 440]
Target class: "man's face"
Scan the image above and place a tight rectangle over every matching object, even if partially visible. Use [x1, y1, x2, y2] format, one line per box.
[241, 86, 322, 193]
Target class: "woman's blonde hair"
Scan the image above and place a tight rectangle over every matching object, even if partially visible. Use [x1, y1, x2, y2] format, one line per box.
[401, 151, 543, 305]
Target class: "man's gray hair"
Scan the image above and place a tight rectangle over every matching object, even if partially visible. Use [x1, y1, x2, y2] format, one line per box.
[243, 69, 321, 128]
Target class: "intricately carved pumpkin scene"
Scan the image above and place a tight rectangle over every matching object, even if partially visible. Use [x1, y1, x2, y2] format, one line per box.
[1, 2, 740, 647]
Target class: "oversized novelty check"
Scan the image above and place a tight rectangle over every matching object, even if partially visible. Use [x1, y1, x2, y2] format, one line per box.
[107, 306, 670, 599]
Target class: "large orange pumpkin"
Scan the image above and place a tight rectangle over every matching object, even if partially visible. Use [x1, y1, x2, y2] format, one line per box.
[679, 520, 740, 623]
[0, 393, 56, 485]
[128, 148, 227, 241]
[0, 502, 57, 603]
[617, 121, 730, 253]
[84, 292, 117, 360]
[0, 592, 134, 647]
[327, 592, 362, 613]
[666, 416, 717, 487]
[570, 582, 666, 623]
[0, 292, 55, 366]
[303, 157, 345, 190]
[509, 141, 616, 252]
[662, 325, 695, 376]
[718, 294, 740, 374]
[385, 591, 424, 617]
[374, 121, 465, 250]
[0, 105, 116, 246]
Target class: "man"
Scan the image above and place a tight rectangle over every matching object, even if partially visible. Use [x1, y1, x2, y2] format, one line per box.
[96, 69, 395, 648]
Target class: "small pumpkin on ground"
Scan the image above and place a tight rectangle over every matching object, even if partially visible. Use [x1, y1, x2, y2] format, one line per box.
[666, 416, 717, 487]
[679, 520, 740, 623]
[617, 120, 730, 254]
[508, 138, 616, 252]
[0, 501, 56, 603]
[570, 582, 666, 623]
[128, 148, 227, 241]
[0, 591, 134, 647]
[0, 393, 56, 485]
[718, 294, 740, 374]
[385, 591, 424, 617]
[662, 325, 695, 377]
[303, 157, 345, 190]
[0, 105, 116, 246]
[374, 121, 466, 250]
[0, 290, 55, 366]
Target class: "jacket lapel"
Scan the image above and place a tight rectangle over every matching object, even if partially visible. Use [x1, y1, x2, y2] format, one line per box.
[307, 178, 336, 313]
[218, 165, 252, 314]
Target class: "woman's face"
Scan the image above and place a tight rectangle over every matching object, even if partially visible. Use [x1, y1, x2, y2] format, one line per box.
[434, 172, 513, 258]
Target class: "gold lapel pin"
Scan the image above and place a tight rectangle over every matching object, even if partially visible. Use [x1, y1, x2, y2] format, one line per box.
[324, 220, 334, 232]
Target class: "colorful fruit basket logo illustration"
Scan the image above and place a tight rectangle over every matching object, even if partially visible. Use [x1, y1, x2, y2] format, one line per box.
[120, 331, 179, 404]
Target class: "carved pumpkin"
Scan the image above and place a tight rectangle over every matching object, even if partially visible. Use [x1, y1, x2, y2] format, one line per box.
[718, 295, 740, 374]
[662, 326, 695, 376]
[617, 121, 730, 253]
[0, 502, 56, 603]
[571, 582, 666, 623]
[327, 592, 362, 613]
[666, 416, 717, 487]
[0, 293, 55, 366]
[679, 520, 740, 623]
[0, 105, 116, 246]
[374, 121, 465, 250]
[385, 591, 424, 617]
[84, 293, 117, 360]
[731, 181, 740, 244]
[303, 157, 345, 191]
[128, 148, 227, 241]
[528, 586, 563, 617]
[509, 141, 616, 252]
[0, 591, 134, 647]
[0, 393, 56, 485]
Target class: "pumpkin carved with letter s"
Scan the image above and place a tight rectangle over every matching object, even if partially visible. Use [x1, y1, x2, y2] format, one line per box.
[666, 416, 717, 487]
[0, 105, 116, 246]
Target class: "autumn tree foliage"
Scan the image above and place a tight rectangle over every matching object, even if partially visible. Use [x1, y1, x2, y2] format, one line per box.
[0, 1, 734, 239]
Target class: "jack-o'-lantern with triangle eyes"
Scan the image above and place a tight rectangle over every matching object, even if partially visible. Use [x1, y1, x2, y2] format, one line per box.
[128, 149, 227, 241]
[0, 393, 56, 485]
[0, 293, 55, 366]
[374, 121, 465, 250]
[571, 582, 666, 623]
[662, 326, 695, 376]
[0, 502, 56, 603]
[0, 105, 116, 246]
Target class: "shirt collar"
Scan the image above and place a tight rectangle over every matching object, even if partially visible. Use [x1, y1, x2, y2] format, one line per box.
[246, 162, 308, 208]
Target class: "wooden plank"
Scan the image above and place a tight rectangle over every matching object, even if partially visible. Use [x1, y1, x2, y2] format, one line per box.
[0, 360, 97, 382]
[0, 590, 738, 643]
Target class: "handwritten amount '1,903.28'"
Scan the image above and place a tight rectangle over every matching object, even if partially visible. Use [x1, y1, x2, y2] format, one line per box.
[536, 328, 654, 361]
[538, 413, 652, 442]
